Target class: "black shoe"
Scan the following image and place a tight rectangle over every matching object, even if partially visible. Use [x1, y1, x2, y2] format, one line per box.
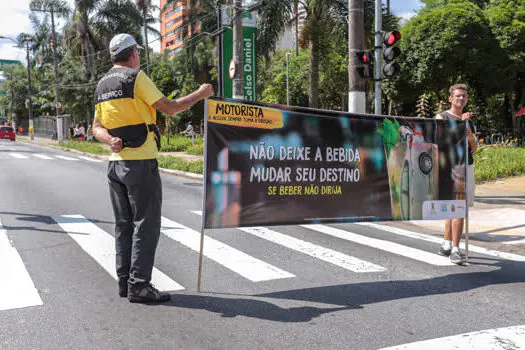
[128, 283, 171, 303]
[118, 276, 129, 297]
[438, 246, 451, 257]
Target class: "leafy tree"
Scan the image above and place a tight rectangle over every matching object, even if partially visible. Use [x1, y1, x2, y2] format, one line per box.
[486, 0, 525, 134]
[395, 0, 505, 116]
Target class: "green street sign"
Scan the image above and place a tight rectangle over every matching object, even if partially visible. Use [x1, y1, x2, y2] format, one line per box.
[221, 5, 257, 101]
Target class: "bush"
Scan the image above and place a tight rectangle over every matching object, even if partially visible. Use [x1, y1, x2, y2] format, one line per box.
[157, 156, 203, 174]
[186, 143, 204, 155]
[160, 134, 204, 152]
[57, 141, 110, 155]
[474, 146, 525, 183]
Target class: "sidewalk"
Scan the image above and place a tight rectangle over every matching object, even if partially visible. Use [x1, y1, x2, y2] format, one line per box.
[20, 136, 525, 246]
[394, 177, 525, 248]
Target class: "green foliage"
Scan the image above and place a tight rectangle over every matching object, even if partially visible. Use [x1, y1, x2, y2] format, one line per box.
[157, 156, 203, 174]
[57, 141, 110, 155]
[160, 135, 204, 152]
[416, 93, 433, 118]
[186, 143, 204, 155]
[474, 146, 525, 182]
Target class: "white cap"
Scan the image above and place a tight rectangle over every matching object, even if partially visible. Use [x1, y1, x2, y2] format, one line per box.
[109, 34, 142, 56]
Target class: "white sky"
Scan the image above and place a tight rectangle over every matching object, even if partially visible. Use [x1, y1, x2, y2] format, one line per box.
[0, 0, 422, 63]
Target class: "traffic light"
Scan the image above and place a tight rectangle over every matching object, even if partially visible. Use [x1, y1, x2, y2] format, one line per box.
[382, 31, 401, 78]
[356, 50, 374, 80]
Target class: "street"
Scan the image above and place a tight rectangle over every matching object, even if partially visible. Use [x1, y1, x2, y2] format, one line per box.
[1, 140, 525, 349]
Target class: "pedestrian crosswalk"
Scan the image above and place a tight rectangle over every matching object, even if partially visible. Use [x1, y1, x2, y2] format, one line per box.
[3, 210, 525, 312]
[0, 152, 103, 162]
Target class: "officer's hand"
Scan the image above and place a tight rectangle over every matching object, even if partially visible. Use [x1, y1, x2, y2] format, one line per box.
[462, 112, 472, 120]
[110, 137, 123, 153]
[198, 84, 214, 99]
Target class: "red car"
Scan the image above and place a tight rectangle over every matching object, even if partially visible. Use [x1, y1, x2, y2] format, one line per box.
[0, 126, 15, 141]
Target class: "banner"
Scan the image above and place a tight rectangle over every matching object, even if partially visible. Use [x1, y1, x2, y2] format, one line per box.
[221, 6, 257, 101]
[203, 98, 469, 229]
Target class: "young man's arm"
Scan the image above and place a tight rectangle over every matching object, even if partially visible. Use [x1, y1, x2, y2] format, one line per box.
[152, 84, 213, 116]
[92, 117, 123, 153]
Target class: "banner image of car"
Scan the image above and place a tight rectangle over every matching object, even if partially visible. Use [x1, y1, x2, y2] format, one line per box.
[203, 97, 469, 229]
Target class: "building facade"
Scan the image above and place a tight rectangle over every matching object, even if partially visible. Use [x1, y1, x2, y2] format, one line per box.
[160, 0, 188, 59]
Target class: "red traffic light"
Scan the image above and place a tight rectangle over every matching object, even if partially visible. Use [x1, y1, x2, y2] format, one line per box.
[356, 50, 373, 64]
[384, 31, 401, 46]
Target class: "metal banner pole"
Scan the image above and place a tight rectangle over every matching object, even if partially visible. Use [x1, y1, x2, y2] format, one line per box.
[464, 130, 469, 263]
[197, 99, 210, 292]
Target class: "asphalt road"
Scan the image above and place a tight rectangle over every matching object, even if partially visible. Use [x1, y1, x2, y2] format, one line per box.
[1, 140, 525, 350]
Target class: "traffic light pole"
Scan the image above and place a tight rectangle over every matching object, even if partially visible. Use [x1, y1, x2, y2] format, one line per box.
[232, 0, 244, 99]
[374, 0, 382, 115]
[348, 0, 366, 114]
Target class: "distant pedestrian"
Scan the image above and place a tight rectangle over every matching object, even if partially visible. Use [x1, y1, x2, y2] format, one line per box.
[92, 33, 213, 303]
[435, 83, 478, 264]
[180, 121, 195, 138]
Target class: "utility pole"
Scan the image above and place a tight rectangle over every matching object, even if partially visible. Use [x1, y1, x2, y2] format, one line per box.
[217, 2, 223, 97]
[142, 8, 151, 76]
[374, 0, 382, 115]
[294, 1, 299, 56]
[232, 0, 243, 99]
[387, 0, 390, 14]
[348, 0, 366, 113]
[25, 41, 34, 140]
[32, 4, 63, 140]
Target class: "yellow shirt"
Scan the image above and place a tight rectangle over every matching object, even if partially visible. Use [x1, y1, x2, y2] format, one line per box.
[94, 67, 164, 160]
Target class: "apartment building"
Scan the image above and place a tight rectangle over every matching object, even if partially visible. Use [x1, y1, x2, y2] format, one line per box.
[160, 0, 188, 59]
[276, 2, 306, 51]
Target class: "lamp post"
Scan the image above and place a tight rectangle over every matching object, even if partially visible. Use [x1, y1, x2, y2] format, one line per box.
[0, 35, 34, 139]
[286, 51, 291, 106]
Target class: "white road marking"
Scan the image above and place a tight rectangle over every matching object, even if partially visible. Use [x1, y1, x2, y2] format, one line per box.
[9, 153, 28, 159]
[77, 156, 102, 162]
[33, 153, 53, 160]
[0, 220, 43, 311]
[302, 224, 455, 266]
[191, 211, 384, 273]
[55, 155, 79, 161]
[161, 216, 294, 282]
[53, 215, 184, 291]
[379, 325, 525, 349]
[359, 222, 525, 262]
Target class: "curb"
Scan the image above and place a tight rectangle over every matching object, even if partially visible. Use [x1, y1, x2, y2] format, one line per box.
[18, 138, 204, 181]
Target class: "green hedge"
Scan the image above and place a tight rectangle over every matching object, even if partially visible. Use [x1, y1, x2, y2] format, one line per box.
[157, 156, 203, 174]
[160, 135, 204, 153]
[57, 141, 110, 155]
[474, 146, 525, 183]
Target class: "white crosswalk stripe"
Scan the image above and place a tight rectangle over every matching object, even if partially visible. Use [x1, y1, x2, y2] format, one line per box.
[0, 220, 43, 311]
[9, 153, 28, 159]
[190, 211, 385, 273]
[53, 215, 184, 292]
[302, 224, 455, 266]
[77, 156, 103, 162]
[161, 216, 295, 282]
[54, 155, 79, 161]
[33, 153, 54, 160]
[358, 222, 525, 262]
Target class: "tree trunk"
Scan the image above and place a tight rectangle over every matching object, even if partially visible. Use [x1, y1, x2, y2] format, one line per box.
[508, 91, 517, 136]
[309, 35, 320, 108]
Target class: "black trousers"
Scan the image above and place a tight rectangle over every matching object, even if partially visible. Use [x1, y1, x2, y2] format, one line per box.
[107, 159, 162, 285]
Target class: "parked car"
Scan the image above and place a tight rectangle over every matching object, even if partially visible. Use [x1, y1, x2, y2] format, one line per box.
[0, 126, 16, 141]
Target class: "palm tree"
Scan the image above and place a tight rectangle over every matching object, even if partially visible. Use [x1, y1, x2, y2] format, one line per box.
[64, 0, 102, 80]
[135, 0, 151, 75]
[92, 0, 143, 52]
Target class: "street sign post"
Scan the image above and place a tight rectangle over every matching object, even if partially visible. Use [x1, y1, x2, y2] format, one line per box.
[221, 5, 257, 101]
